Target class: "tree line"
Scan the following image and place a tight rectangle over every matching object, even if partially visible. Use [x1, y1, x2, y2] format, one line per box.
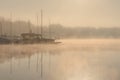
[0, 17, 120, 38]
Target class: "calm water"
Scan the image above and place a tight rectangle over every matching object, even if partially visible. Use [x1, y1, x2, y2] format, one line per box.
[0, 39, 120, 80]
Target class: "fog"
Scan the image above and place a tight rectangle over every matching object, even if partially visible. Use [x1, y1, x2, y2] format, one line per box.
[0, 17, 120, 38]
[0, 0, 120, 27]
[0, 39, 120, 80]
[0, 0, 120, 80]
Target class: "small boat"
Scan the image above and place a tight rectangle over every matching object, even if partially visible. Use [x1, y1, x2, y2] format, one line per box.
[13, 33, 60, 44]
[0, 37, 11, 44]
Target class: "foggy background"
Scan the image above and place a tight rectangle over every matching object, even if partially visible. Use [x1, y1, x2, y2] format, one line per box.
[0, 0, 120, 38]
[0, 17, 120, 38]
[0, 0, 120, 27]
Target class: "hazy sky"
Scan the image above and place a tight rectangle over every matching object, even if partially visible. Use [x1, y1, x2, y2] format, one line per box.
[0, 0, 120, 27]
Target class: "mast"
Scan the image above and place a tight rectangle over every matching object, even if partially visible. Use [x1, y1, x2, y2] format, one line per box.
[49, 19, 51, 38]
[10, 13, 13, 37]
[41, 10, 43, 38]
[0, 22, 2, 36]
[36, 13, 39, 34]
[28, 20, 32, 33]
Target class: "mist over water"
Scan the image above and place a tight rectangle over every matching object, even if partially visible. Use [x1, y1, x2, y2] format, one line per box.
[0, 39, 120, 80]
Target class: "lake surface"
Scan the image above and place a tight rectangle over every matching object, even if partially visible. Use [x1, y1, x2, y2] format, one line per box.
[0, 39, 120, 80]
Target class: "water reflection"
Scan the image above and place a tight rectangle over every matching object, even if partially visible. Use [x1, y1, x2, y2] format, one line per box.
[0, 39, 120, 80]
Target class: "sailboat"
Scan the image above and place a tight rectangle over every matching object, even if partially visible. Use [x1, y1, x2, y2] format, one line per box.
[14, 10, 60, 44]
[0, 10, 61, 44]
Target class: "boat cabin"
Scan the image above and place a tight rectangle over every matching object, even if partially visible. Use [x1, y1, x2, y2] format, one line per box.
[21, 33, 42, 40]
